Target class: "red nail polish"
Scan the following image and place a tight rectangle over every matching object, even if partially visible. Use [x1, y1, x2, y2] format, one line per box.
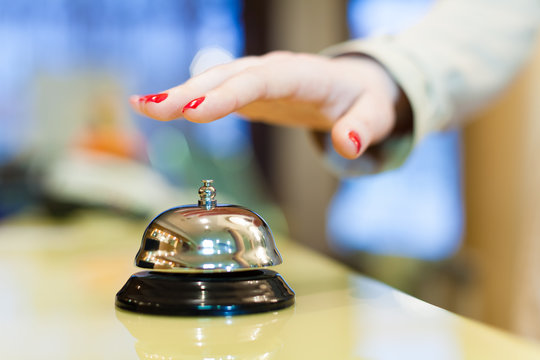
[139, 93, 168, 104]
[182, 96, 205, 112]
[348, 131, 361, 154]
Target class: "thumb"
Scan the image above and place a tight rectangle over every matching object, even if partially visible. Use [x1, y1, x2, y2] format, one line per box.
[330, 92, 395, 160]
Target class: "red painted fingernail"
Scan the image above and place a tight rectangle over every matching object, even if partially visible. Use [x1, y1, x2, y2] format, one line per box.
[348, 131, 361, 154]
[182, 96, 205, 112]
[139, 93, 168, 104]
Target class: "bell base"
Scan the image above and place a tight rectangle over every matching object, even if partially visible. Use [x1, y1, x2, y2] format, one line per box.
[115, 269, 295, 316]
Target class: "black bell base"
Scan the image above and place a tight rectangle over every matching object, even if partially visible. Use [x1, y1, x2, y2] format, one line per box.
[115, 269, 295, 316]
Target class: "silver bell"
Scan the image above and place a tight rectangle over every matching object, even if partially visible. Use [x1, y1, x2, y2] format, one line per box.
[116, 179, 295, 316]
[135, 180, 282, 272]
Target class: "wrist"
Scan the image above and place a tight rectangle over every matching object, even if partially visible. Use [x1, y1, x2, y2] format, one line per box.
[333, 53, 413, 138]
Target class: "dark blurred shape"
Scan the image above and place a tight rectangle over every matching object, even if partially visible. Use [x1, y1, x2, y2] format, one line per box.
[0, 161, 35, 218]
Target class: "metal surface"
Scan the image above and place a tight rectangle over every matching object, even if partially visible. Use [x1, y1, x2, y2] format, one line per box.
[135, 180, 282, 272]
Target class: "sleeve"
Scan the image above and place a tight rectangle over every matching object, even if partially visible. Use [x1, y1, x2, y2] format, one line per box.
[318, 0, 540, 176]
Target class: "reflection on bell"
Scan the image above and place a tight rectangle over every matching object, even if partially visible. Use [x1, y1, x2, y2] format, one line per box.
[115, 180, 295, 316]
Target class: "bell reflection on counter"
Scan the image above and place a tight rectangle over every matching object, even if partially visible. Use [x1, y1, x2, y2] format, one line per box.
[115, 180, 295, 316]
[115, 307, 292, 359]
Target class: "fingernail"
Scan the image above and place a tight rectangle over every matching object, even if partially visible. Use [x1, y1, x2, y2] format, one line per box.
[348, 131, 361, 154]
[182, 96, 205, 112]
[139, 93, 168, 104]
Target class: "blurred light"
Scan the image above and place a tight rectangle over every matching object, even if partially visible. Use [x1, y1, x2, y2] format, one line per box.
[249, 225, 262, 242]
[349, 275, 462, 359]
[190, 46, 234, 76]
[201, 239, 213, 248]
[328, 131, 463, 260]
[348, 0, 433, 37]
[228, 215, 251, 226]
[191, 116, 251, 159]
[255, 246, 268, 261]
[201, 239, 215, 256]
[147, 125, 191, 180]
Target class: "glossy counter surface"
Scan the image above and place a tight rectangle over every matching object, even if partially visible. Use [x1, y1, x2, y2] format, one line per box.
[1, 213, 539, 359]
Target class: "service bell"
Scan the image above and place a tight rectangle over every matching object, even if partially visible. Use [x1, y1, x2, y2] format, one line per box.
[115, 180, 295, 316]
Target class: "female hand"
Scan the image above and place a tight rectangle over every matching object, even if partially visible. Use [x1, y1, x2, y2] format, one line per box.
[129, 51, 399, 160]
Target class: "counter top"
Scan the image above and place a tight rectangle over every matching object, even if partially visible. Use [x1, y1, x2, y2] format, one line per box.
[1, 212, 539, 359]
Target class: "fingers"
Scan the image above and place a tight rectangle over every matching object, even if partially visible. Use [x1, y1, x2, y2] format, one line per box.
[130, 56, 262, 121]
[331, 92, 395, 160]
[181, 63, 301, 123]
[182, 53, 337, 124]
[130, 52, 325, 124]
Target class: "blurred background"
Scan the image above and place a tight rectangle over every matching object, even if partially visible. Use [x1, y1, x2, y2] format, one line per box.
[1, 0, 539, 341]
